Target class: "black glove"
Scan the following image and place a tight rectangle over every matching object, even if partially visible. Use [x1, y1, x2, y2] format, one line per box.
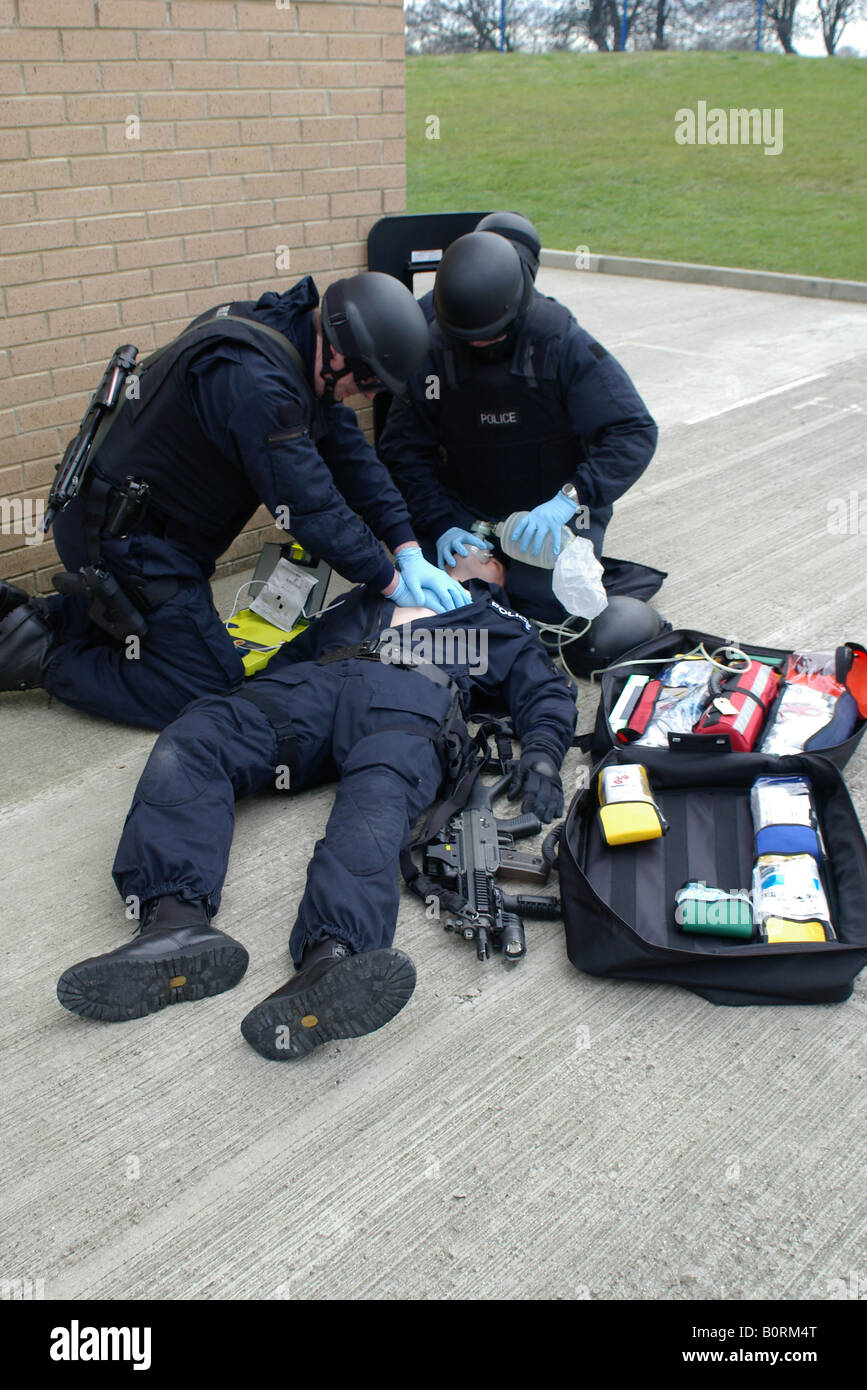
[506, 752, 564, 823]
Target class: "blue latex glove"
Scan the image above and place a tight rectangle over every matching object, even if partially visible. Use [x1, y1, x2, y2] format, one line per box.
[395, 545, 470, 611]
[511, 490, 578, 559]
[436, 526, 493, 570]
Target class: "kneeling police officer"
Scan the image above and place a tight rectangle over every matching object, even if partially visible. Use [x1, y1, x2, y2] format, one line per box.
[55, 552, 577, 1060]
[379, 219, 662, 658]
[0, 272, 469, 729]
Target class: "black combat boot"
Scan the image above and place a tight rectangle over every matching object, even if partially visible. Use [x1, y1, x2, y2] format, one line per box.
[0, 580, 29, 622]
[240, 937, 417, 1061]
[0, 598, 54, 692]
[56, 895, 249, 1023]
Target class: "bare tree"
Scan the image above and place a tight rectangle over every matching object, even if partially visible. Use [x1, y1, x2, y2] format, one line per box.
[766, 0, 799, 50]
[547, 0, 648, 48]
[816, 0, 861, 50]
[652, 0, 673, 45]
[405, 1, 524, 52]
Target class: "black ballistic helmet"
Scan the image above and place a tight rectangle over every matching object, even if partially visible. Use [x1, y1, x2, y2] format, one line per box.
[320, 272, 429, 396]
[433, 232, 527, 342]
[561, 597, 666, 679]
[475, 210, 542, 281]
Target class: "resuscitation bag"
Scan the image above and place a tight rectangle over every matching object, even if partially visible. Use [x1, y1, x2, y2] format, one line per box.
[558, 744, 867, 1006]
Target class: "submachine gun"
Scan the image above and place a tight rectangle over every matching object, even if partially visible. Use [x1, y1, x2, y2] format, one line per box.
[419, 769, 562, 964]
[43, 343, 139, 533]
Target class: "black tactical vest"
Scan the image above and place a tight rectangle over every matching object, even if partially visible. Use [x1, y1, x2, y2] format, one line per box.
[430, 294, 586, 518]
[92, 301, 316, 557]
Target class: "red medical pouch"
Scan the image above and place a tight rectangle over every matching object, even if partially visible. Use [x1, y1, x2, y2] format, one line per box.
[619, 679, 662, 742]
[693, 660, 779, 752]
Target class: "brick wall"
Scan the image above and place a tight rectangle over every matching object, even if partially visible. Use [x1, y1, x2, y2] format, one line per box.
[0, 0, 407, 595]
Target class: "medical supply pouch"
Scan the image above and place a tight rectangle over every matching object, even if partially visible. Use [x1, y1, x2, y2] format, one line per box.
[590, 629, 867, 770]
[558, 745, 867, 1006]
[693, 659, 779, 752]
[597, 764, 667, 845]
[750, 775, 822, 859]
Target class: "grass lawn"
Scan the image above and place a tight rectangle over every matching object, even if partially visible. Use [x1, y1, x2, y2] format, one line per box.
[406, 51, 866, 281]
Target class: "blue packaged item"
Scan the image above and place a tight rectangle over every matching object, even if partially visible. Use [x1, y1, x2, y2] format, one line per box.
[750, 776, 821, 861]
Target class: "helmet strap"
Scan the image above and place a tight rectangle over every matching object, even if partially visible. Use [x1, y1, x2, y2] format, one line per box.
[320, 334, 355, 401]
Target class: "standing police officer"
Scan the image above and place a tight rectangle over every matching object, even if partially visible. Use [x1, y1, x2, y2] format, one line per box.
[0, 273, 469, 728]
[378, 221, 660, 637]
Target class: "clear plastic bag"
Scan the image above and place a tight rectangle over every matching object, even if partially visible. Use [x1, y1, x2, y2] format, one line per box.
[552, 536, 608, 618]
[759, 684, 836, 756]
[635, 681, 712, 748]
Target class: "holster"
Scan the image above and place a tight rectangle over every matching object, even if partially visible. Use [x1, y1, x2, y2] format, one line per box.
[51, 473, 176, 641]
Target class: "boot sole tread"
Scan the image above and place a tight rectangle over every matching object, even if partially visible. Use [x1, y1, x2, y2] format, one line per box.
[56, 941, 249, 1023]
[240, 949, 416, 1061]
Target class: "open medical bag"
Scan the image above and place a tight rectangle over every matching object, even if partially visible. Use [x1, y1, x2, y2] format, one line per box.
[558, 627, 867, 1004]
[558, 744, 867, 1006]
[588, 628, 867, 769]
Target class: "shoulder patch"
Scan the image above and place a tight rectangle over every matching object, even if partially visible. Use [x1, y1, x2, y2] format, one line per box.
[489, 599, 533, 633]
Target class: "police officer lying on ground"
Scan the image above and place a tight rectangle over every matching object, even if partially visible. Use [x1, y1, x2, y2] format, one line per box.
[378, 216, 661, 653]
[55, 548, 577, 1061]
[0, 272, 469, 729]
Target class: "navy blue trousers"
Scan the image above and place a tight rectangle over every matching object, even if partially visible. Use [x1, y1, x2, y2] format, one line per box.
[43, 503, 244, 730]
[111, 659, 452, 964]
